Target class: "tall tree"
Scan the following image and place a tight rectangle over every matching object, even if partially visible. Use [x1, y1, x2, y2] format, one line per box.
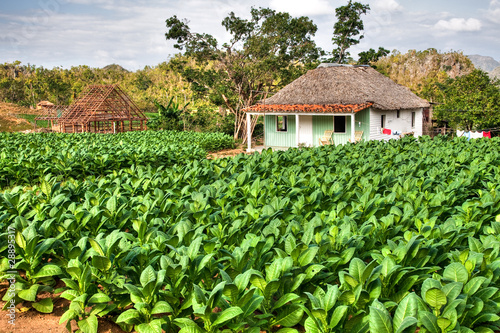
[332, 1, 370, 64]
[433, 69, 500, 131]
[165, 7, 322, 140]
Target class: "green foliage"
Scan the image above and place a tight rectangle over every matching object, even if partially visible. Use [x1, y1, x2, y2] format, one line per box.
[2, 136, 500, 332]
[165, 7, 322, 139]
[331, 1, 370, 64]
[148, 96, 189, 131]
[357, 47, 390, 66]
[0, 131, 234, 188]
[433, 69, 500, 130]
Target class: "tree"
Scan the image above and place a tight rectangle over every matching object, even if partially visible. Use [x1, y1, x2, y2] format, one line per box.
[332, 1, 370, 64]
[433, 69, 500, 131]
[357, 47, 389, 65]
[165, 7, 322, 140]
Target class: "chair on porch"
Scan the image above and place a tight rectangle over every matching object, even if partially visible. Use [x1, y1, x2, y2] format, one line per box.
[349, 131, 364, 143]
[319, 130, 334, 146]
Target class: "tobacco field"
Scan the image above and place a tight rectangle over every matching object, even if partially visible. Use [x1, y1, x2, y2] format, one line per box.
[1, 134, 500, 333]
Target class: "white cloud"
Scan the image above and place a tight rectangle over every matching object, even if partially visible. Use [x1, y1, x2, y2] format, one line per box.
[485, 0, 500, 23]
[434, 17, 482, 32]
[371, 0, 403, 13]
[269, 0, 334, 16]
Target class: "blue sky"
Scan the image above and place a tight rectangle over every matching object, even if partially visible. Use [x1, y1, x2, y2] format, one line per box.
[0, 0, 499, 70]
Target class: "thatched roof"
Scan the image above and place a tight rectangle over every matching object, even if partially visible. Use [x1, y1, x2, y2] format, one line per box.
[244, 64, 430, 113]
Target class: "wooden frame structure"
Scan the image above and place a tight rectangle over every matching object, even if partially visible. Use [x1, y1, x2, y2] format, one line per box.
[34, 105, 70, 130]
[54, 84, 147, 133]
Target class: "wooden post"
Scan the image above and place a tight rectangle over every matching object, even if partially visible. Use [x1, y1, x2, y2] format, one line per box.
[351, 113, 355, 143]
[295, 114, 300, 147]
[246, 113, 252, 152]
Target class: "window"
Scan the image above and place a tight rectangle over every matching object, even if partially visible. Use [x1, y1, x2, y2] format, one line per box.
[411, 112, 416, 128]
[381, 115, 386, 128]
[396, 110, 400, 118]
[276, 116, 288, 132]
[334, 116, 346, 133]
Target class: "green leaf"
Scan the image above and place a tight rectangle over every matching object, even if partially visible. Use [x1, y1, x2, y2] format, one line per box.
[369, 305, 393, 333]
[425, 288, 447, 309]
[78, 314, 98, 333]
[88, 292, 111, 304]
[140, 266, 156, 288]
[272, 293, 300, 311]
[116, 308, 140, 323]
[18, 284, 39, 302]
[151, 301, 173, 314]
[60, 289, 79, 301]
[92, 255, 111, 271]
[298, 246, 319, 266]
[212, 306, 243, 327]
[15, 230, 26, 250]
[349, 258, 366, 283]
[276, 329, 299, 333]
[437, 317, 452, 331]
[395, 317, 417, 333]
[33, 264, 62, 278]
[329, 305, 348, 328]
[393, 292, 417, 331]
[443, 263, 469, 284]
[304, 316, 321, 333]
[250, 275, 267, 292]
[419, 311, 439, 333]
[136, 319, 163, 333]
[32, 298, 53, 313]
[272, 305, 304, 327]
[463, 276, 486, 296]
[88, 238, 105, 256]
[187, 236, 202, 261]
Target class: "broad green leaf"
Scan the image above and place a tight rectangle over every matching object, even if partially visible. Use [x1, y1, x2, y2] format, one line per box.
[463, 276, 486, 296]
[273, 305, 303, 327]
[437, 317, 452, 331]
[88, 238, 105, 256]
[298, 246, 319, 266]
[393, 292, 417, 331]
[88, 292, 111, 304]
[92, 255, 111, 271]
[32, 298, 53, 313]
[188, 236, 203, 261]
[443, 263, 469, 284]
[78, 314, 98, 333]
[304, 316, 321, 333]
[212, 306, 243, 327]
[329, 305, 348, 328]
[250, 275, 267, 292]
[15, 230, 26, 250]
[442, 282, 463, 302]
[140, 266, 156, 288]
[395, 317, 417, 333]
[151, 301, 173, 314]
[425, 288, 447, 309]
[272, 293, 300, 311]
[349, 258, 366, 283]
[369, 305, 393, 333]
[136, 319, 163, 333]
[33, 264, 62, 278]
[116, 308, 140, 323]
[60, 289, 79, 301]
[419, 311, 439, 333]
[276, 329, 299, 333]
[18, 284, 39, 302]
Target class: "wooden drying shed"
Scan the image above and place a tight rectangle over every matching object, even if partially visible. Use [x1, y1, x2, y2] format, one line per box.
[34, 105, 70, 130]
[56, 84, 147, 133]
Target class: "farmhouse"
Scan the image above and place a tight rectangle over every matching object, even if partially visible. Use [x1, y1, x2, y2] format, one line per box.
[244, 64, 430, 151]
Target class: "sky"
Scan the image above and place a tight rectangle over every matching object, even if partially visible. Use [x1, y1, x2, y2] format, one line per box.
[0, 0, 499, 71]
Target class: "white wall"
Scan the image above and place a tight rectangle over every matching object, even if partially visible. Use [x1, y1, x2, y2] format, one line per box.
[369, 108, 423, 141]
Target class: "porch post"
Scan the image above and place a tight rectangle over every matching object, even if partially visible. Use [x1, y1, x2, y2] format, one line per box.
[295, 114, 300, 147]
[246, 112, 252, 152]
[351, 113, 355, 142]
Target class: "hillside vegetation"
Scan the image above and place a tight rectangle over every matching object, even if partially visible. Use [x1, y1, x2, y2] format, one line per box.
[374, 49, 475, 102]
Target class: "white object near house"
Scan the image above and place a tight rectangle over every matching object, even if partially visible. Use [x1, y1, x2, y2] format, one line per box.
[244, 64, 430, 152]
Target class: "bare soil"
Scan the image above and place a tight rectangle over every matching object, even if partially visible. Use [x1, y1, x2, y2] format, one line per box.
[0, 282, 126, 333]
[0, 102, 35, 132]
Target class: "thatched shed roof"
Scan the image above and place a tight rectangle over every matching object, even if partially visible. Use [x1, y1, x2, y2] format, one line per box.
[244, 65, 430, 113]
